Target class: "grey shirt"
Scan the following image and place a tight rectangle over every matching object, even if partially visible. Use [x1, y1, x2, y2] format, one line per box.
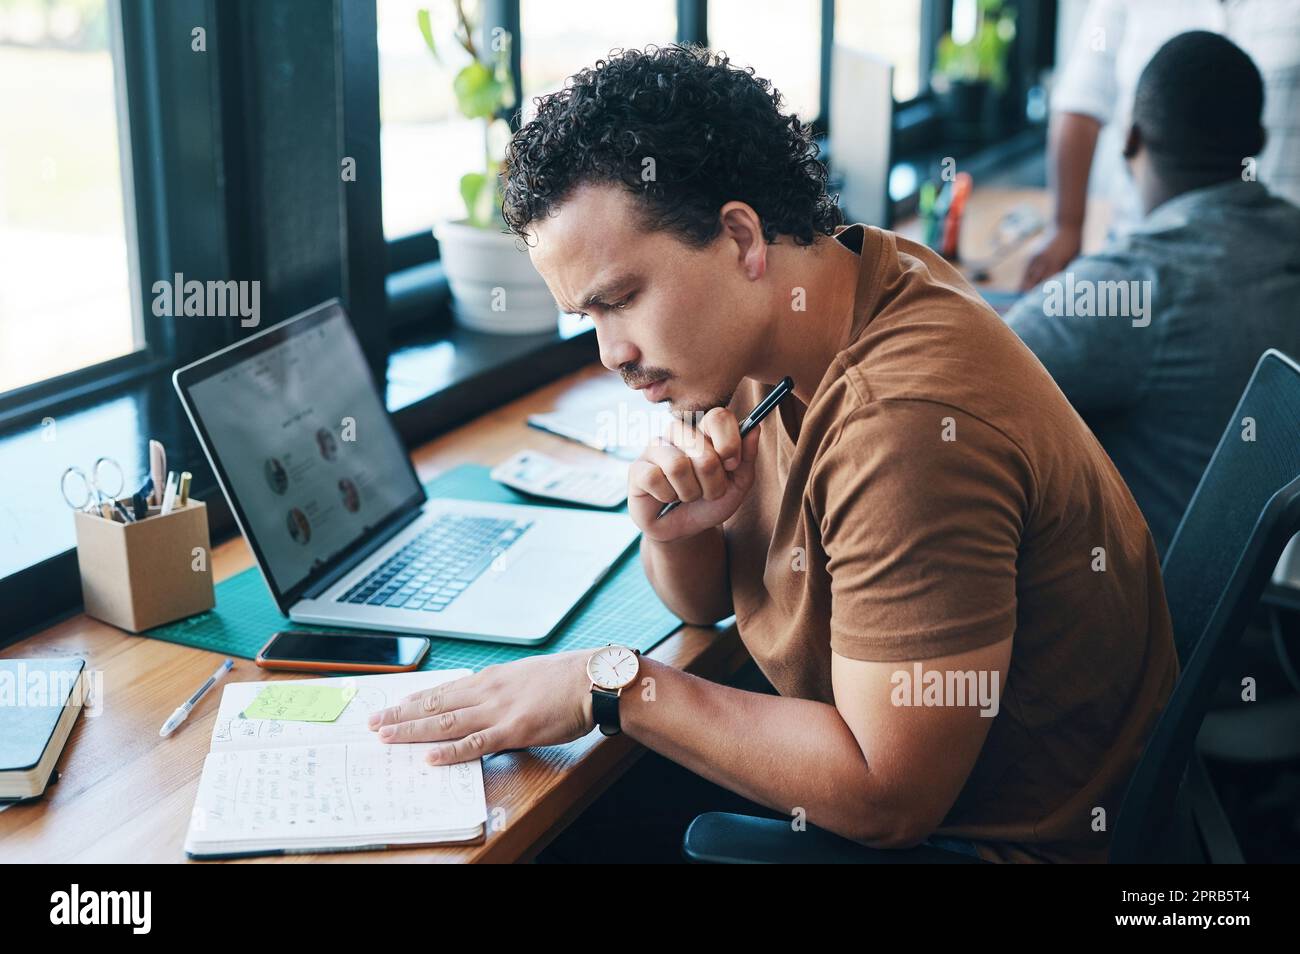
[1004, 180, 1300, 556]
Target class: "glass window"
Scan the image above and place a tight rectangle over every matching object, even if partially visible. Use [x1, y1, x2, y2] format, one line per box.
[378, 0, 485, 239]
[708, 0, 822, 121]
[0, 0, 138, 396]
[834, 0, 925, 102]
[520, 0, 676, 116]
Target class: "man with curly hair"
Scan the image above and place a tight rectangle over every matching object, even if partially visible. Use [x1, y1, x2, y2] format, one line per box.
[369, 45, 1177, 863]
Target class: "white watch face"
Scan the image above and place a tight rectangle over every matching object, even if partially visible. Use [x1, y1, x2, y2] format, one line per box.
[587, 645, 638, 690]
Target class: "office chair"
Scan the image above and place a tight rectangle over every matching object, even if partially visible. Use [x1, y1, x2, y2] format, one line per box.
[683, 349, 1300, 864]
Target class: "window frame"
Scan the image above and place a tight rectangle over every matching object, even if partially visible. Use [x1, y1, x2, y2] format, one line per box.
[887, 0, 952, 154]
[379, 0, 974, 284]
[890, 0, 1058, 156]
[380, 0, 834, 281]
[378, 0, 518, 267]
[0, 0, 237, 430]
[0, 0, 152, 422]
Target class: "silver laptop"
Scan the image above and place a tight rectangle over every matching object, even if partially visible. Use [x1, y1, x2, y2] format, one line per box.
[173, 300, 639, 645]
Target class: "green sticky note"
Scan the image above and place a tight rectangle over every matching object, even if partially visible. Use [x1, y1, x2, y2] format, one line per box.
[241, 684, 357, 722]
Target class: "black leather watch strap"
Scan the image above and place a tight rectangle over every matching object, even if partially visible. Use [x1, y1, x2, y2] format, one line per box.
[591, 687, 622, 736]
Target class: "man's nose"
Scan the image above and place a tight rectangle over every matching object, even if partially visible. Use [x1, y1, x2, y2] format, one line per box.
[595, 326, 638, 374]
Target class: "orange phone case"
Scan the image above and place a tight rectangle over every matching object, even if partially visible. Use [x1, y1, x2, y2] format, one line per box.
[254, 631, 429, 673]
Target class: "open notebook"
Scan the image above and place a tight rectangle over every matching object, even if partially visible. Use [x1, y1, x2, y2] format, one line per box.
[184, 670, 487, 859]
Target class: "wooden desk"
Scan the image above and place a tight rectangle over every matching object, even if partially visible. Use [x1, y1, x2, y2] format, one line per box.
[0, 363, 750, 863]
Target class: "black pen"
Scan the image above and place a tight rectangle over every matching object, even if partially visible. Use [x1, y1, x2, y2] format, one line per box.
[656, 375, 795, 519]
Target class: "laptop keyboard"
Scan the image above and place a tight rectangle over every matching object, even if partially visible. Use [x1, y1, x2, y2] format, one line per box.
[337, 513, 534, 613]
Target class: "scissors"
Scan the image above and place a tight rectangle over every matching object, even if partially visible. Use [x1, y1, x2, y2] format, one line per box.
[61, 456, 134, 522]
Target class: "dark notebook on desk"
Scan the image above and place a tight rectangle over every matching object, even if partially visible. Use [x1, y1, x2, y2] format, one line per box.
[0, 658, 86, 800]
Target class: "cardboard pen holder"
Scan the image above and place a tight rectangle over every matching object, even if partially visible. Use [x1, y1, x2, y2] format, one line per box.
[73, 499, 215, 633]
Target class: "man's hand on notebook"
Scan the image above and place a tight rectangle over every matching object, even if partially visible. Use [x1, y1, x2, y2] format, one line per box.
[629, 407, 761, 542]
[366, 650, 596, 762]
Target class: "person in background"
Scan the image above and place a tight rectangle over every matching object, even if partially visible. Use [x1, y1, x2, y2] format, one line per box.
[1005, 31, 1300, 556]
[1020, 0, 1300, 290]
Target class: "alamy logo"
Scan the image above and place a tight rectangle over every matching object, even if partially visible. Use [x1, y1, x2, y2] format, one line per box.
[50, 885, 151, 934]
[0, 662, 102, 718]
[890, 663, 1000, 718]
[151, 273, 260, 327]
[1041, 271, 1151, 327]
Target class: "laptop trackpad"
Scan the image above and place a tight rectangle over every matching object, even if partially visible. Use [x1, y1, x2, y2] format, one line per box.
[504, 549, 604, 592]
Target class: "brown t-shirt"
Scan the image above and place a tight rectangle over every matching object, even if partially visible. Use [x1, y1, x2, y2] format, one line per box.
[723, 224, 1178, 863]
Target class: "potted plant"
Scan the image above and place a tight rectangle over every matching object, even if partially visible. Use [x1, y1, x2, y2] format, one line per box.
[931, 0, 1017, 145]
[418, 1, 559, 334]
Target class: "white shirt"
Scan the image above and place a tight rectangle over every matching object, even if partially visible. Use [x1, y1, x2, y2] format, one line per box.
[1053, 0, 1300, 230]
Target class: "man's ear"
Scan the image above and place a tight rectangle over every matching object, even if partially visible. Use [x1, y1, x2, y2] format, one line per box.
[718, 202, 768, 281]
[1122, 123, 1142, 160]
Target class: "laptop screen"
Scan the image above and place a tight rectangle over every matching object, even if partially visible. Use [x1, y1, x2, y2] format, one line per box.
[181, 304, 423, 599]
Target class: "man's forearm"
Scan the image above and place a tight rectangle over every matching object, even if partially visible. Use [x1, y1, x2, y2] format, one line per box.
[617, 655, 917, 847]
[1049, 111, 1102, 230]
[640, 527, 733, 625]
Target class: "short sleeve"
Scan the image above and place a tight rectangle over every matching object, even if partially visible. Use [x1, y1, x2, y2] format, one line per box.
[813, 401, 1030, 663]
[1002, 252, 1159, 411]
[1051, 0, 1126, 124]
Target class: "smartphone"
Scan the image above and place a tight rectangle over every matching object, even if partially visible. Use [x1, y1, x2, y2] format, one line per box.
[255, 630, 431, 673]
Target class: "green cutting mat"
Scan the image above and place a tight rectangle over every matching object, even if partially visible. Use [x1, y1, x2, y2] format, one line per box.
[143, 464, 681, 669]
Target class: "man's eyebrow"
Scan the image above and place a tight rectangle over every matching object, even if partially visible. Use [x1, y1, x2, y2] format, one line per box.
[568, 276, 638, 312]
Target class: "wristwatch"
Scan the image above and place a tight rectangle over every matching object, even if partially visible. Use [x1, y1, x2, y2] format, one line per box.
[587, 644, 641, 736]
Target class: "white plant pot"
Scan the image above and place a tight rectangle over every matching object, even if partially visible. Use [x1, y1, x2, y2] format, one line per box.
[435, 219, 560, 335]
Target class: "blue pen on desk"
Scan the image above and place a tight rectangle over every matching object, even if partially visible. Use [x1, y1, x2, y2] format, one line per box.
[160, 658, 233, 737]
[656, 376, 794, 520]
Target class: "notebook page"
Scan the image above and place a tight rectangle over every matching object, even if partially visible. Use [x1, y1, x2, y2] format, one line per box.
[185, 739, 486, 850]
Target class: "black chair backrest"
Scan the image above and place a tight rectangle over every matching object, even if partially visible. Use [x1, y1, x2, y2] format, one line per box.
[1111, 350, 1300, 862]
